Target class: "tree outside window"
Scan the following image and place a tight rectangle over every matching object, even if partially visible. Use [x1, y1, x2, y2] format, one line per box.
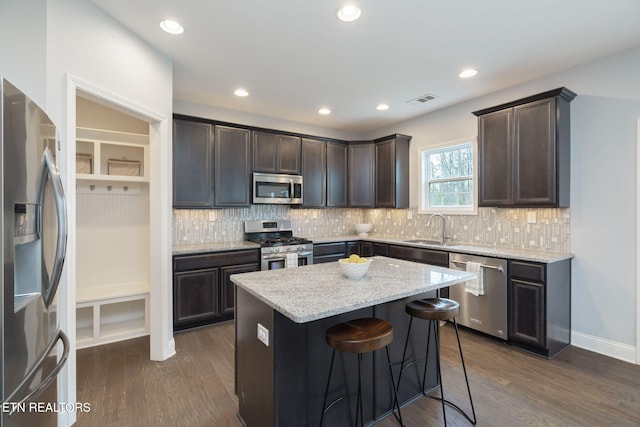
[421, 139, 477, 214]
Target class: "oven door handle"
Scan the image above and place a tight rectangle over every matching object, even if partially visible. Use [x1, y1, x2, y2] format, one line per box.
[262, 251, 312, 260]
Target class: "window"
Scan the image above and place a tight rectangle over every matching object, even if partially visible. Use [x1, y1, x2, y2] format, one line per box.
[420, 139, 477, 214]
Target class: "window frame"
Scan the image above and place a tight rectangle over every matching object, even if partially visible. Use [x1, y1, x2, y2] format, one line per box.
[419, 137, 478, 216]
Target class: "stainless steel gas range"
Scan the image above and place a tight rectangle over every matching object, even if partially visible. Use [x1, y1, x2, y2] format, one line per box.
[244, 220, 313, 270]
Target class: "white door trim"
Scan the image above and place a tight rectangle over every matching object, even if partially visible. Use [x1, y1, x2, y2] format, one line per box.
[637, 118, 640, 364]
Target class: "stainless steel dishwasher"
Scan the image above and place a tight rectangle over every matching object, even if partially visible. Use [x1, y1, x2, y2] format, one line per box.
[448, 253, 508, 340]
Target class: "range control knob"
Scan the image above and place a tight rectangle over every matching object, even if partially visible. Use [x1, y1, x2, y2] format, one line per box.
[271, 247, 280, 253]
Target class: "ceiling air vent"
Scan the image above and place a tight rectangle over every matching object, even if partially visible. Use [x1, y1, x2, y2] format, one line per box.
[406, 93, 437, 106]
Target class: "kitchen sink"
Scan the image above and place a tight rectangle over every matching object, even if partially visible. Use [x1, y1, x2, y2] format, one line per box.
[402, 239, 447, 246]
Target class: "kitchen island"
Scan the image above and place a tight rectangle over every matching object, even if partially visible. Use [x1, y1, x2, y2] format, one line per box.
[231, 256, 476, 427]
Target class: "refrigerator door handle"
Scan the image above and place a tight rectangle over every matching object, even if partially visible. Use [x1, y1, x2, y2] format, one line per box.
[37, 146, 68, 308]
[5, 329, 70, 416]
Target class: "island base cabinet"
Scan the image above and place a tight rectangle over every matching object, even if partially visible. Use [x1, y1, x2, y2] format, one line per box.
[235, 287, 438, 427]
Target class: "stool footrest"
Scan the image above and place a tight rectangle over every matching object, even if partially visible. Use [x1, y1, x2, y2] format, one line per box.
[426, 395, 477, 425]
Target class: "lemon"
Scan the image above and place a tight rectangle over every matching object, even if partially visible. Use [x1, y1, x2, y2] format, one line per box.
[348, 254, 361, 263]
[357, 258, 368, 264]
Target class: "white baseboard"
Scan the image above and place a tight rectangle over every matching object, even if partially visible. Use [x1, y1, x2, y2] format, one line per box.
[571, 331, 637, 364]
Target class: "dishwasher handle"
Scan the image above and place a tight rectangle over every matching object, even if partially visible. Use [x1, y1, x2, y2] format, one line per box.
[450, 259, 504, 273]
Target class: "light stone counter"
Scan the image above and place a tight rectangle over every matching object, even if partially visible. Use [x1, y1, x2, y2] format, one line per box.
[172, 240, 259, 255]
[308, 234, 573, 263]
[230, 256, 476, 323]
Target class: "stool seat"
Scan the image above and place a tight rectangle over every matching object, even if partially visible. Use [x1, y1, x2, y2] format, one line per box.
[405, 298, 460, 321]
[326, 318, 393, 353]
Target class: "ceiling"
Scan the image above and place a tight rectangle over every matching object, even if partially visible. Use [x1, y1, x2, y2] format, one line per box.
[89, 0, 640, 134]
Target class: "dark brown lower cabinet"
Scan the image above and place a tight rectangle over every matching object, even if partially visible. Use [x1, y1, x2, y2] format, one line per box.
[313, 242, 347, 263]
[173, 249, 259, 331]
[387, 244, 449, 267]
[508, 259, 571, 358]
[510, 279, 545, 348]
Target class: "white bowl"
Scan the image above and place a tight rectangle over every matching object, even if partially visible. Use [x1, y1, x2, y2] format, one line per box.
[338, 258, 373, 280]
[354, 223, 373, 236]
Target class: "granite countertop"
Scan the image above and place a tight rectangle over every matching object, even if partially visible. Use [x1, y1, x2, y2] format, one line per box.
[310, 234, 573, 263]
[230, 256, 476, 323]
[173, 240, 259, 255]
[172, 234, 572, 263]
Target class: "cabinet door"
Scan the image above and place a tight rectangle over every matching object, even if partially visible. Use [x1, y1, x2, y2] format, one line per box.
[478, 109, 513, 206]
[514, 98, 556, 205]
[347, 241, 360, 256]
[375, 139, 395, 207]
[327, 142, 348, 207]
[173, 268, 219, 329]
[173, 120, 214, 208]
[348, 143, 375, 207]
[278, 135, 301, 174]
[510, 279, 546, 348]
[252, 131, 279, 173]
[215, 125, 251, 206]
[358, 242, 374, 257]
[301, 138, 327, 207]
[252, 132, 301, 174]
[221, 263, 259, 316]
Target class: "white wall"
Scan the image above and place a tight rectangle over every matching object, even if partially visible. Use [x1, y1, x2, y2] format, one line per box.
[0, 0, 47, 104]
[174, 99, 361, 141]
[366, 46, 640, 362]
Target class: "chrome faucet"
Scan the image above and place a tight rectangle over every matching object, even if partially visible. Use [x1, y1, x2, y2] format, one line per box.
[427, 213, 448, 244]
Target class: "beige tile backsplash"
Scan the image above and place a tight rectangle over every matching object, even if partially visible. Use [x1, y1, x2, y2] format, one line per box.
[173, 206, 570, 252]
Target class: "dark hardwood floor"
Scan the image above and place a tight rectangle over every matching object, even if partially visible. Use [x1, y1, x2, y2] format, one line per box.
[76, 321, 640, 426]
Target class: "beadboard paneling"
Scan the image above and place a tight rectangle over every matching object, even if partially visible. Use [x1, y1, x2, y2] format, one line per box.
[77, 187, 150, 293]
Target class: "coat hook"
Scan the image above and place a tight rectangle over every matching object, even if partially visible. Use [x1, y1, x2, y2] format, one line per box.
[107, 185, 113, 192]
[123, 186, 129, 192]
[90, 185, 95, 191]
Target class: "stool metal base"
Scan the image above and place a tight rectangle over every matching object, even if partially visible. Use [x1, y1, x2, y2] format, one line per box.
[320, 347, 404, 427]
[398, 317, 477, 426]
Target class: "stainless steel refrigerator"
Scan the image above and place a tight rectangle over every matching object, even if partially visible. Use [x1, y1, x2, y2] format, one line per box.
[1, 78, 69, 426]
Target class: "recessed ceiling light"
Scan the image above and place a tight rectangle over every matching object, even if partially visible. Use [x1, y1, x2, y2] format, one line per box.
[234, 88, 249, 97]
[337, 4, 362, 22]
[458, 68, 478, 79]
[159, 19, 184, 35]
[376, 104, 390, 111]
[318, 108, 331, 115]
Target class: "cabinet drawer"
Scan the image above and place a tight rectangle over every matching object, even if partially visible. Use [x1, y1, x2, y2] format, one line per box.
[510, 261, 545, 283]
[313, 242, 346, 257]
[173, 250, 259, 272]
[387, 244, 448, 267]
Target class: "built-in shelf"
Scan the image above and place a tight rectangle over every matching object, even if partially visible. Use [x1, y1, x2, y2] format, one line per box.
[76, 127, 149, 183]
[75, 288, 149, 349]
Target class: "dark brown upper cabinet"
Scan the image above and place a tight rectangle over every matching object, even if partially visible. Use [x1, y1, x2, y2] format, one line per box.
[473, 87, 576, 207]
[173, 119, 214, 208]
[252, 131, 301, 174]
[300, 138, 327, 207]
[374, 134, 410, 208]
[326, 141, 348, 207]
[214, 125, 251, 207]
[348, 142, 375, 207]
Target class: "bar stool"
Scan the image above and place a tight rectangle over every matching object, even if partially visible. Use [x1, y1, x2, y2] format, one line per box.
[398, 298, 476, 426]
[320, 317, 404, 427]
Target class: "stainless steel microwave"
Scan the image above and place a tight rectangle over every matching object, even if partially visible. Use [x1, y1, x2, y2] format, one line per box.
[253, 172, 303, 204]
